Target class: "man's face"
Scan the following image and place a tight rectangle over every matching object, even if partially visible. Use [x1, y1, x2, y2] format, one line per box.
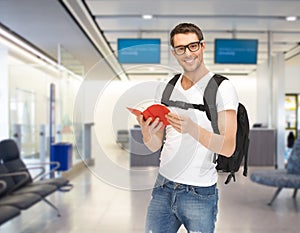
[171, 33, 205, 73]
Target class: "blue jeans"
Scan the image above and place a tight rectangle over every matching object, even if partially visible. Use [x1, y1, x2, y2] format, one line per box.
[145, 174, 218, 233]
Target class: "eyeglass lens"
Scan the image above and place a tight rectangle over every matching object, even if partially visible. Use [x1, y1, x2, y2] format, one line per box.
[174, 41, 201, 55]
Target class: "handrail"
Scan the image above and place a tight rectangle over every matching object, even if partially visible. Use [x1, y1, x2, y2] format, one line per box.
[0, 171, 30, 194]
[26, 161, 61, 180]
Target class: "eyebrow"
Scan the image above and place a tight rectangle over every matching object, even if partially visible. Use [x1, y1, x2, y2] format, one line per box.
[173, 41, 200, 48]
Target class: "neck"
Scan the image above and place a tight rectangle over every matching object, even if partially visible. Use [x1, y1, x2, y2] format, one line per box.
[181, 66, 209, 89]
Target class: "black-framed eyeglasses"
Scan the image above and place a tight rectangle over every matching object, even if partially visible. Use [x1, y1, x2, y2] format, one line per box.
[173, 40, 204, 55]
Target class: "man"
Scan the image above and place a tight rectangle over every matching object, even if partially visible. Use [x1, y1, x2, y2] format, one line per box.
[137, 23, 238, 233]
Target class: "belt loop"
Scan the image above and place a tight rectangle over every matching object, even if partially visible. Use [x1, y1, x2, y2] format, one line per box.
[161, 177, 166, 188]
[186, 185, 189, 192]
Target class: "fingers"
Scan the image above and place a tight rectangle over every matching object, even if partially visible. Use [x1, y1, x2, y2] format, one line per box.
[136, 115, 143, 124]
[152, 120, 164, 132]
[137, 115, 164, 131]
[166, 112, 182, 129]
[136, 111, 192, 134]
[166, 112, 193, 134]
[149, 117, 164, 132]
[136, 115, 151, 126]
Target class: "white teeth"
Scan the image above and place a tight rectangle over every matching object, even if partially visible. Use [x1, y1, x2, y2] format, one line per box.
[185, 59, 194, 63]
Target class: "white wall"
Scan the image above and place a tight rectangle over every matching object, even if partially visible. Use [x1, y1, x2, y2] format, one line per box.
[228, 74, 257, 127]
[285, 53, 300, 93]
[79, 79, 162, 148]
[285, 66, 300, 94]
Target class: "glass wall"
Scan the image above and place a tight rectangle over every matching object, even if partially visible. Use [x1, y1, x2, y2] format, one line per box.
[284, 94, 299, 162]
[8, 56, 82, 165]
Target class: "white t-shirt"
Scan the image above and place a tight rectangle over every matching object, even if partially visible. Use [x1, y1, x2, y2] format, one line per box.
[155, 72, 239, 187]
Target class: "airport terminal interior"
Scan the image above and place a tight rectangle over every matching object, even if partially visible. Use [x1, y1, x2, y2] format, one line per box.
[0, 0, 300, 232]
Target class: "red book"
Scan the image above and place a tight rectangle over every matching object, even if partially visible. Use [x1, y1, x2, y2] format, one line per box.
[127, 104, 170, 126]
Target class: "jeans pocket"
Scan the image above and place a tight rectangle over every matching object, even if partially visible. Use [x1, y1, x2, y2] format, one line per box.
[190, 185, 217, 200]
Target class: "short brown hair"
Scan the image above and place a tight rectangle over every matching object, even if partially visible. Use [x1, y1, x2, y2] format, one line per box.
[170, 23, 204, 47]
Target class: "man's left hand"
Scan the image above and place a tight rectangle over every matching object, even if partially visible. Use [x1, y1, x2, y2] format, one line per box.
[166, 112, 197, 134]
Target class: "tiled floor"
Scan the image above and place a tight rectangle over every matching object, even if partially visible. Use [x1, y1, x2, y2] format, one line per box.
[1, 144, 300, 233]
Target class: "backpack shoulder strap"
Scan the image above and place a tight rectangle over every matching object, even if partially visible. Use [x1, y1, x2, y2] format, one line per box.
[161, 74, 181, 106]
[161, 74, 206, 111]
[204, 74, 227, 133]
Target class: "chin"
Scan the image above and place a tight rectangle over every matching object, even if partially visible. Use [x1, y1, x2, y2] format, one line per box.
[183, 66, 198, 73]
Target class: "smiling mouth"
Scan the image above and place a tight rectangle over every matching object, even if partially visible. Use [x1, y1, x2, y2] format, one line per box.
[184, 58, 195, 64]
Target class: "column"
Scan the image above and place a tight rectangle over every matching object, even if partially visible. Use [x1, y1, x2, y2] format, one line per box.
[273, 53, 285, 169]
[0, 45, 9, 140]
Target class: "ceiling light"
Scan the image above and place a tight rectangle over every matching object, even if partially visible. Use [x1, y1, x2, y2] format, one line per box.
[0, 26, 81, 79]
[285, 16, 297, 21]
[142, 14, 153, 20]
[0, 26, 57, 67]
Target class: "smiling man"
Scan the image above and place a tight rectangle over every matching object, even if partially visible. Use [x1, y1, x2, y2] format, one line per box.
[137, 23, 238, 233]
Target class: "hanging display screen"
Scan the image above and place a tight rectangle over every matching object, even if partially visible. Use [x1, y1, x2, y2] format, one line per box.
[214, 39, 258, 64]
[117, 38, 161, 64]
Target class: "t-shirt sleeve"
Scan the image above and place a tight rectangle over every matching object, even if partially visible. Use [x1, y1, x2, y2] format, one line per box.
[216, 80, 239, 112]
[154, 79, 171, 104]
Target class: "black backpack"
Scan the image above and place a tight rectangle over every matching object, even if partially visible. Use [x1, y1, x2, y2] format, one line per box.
[161, 73, 250, 184]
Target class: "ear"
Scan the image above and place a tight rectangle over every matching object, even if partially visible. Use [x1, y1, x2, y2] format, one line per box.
[201, 41, 206, 51]
[171, 48, 176, 57]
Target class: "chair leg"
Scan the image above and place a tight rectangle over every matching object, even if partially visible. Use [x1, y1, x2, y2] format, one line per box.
[268, 188, 282, 206]
[292, 189, 298, 198]
[42, 197, 61, 217]
[58, 183, 73, 192]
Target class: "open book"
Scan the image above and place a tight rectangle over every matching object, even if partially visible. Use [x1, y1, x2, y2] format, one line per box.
[127, 104, 170, 126]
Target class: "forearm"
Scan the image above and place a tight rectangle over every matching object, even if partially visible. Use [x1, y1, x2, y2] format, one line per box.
[189, 124, 235, 157]
[175, 109, 237, 157]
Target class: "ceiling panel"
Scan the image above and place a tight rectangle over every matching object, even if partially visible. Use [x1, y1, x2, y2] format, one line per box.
[84, 0, 300, 79]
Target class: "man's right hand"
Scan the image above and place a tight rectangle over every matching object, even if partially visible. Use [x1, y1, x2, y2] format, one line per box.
[136, 115, 164, 152]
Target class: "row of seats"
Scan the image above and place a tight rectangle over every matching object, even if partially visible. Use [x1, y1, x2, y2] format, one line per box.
[251, 134, 300, 205]
[0, 139, 73, 226]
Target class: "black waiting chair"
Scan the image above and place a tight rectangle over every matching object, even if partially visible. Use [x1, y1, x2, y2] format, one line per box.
[0, 180, 21, 225]
[0, 205, 20, 226]
[0, 167, 42, 211]
[0, 162, 61, 216]
[116, 129, 129, 150]
[0, 139, 70, 216]
[0, 139, 73, 191]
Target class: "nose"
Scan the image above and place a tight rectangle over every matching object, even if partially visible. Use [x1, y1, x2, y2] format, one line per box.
[184, 48, 193, 56]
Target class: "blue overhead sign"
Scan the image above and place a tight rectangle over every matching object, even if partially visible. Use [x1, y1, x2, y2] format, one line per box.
[117, 38, 161, 64]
